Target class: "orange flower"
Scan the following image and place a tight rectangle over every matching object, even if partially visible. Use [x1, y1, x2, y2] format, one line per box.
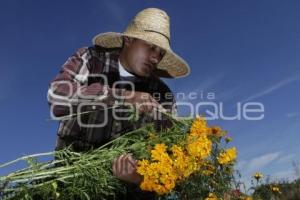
[210, 126, 223, 137]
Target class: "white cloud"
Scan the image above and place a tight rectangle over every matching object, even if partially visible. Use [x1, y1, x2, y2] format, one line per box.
[247, 152, 281, 171]
[242, 74, 300, 102]
[276, 154, 295, 164]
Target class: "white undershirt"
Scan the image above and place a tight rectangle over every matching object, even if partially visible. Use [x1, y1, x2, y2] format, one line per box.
[118, 59, 134, 77]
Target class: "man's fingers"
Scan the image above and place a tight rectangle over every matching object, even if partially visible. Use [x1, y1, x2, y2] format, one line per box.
[148, 96, 160, 112]
[138, 101, 155, 113]
[137, 102, 148, 113]
[148, 96, 155, 112]
[112, 158, 117, 176]
[139, 103, 146, 113]
[123, 154, 131, 174]
[131, 92, 166, 114]
[127, 155, 137, 173]
[117, 154, 124, 176]
[127, 163, 134, 173]
[128, 155, 137, 167]
[156, 104, 167, 113]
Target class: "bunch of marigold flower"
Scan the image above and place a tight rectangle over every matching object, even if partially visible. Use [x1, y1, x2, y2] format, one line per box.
[136, 116, 237, 196]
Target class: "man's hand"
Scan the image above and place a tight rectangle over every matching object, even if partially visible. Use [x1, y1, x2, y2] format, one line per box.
[112, 154, 143, 185]
[123, 91, 166, 113]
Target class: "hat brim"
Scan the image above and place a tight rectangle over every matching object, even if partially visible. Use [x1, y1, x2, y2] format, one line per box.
[92, 32, 190, 78]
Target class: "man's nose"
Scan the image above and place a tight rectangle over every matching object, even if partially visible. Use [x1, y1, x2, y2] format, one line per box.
[149, 48, 160, 65]
[149, 55, 159, 65]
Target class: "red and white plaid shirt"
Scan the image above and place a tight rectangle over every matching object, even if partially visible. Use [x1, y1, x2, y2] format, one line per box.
[48, 45, 176, 151]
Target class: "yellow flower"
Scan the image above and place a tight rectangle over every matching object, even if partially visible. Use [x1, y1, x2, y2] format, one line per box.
[138, 160, 177, 195]
[253, 172, 263, 181]
[137, 159, 150, 174]
[217, 147, 237, 165]
[190, 116, 209, 136]
[137, 143, 178, 195]
[153, 143, 167, 152]
[187, 135, 212, 160]
[151, 144, 172, 163]
[205, 192, 218, 200]
[271, 186, 281, 194]
[171, 145, 197, 179]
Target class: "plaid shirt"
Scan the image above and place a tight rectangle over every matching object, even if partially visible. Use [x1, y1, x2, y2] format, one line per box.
[48, 45, 176, 152]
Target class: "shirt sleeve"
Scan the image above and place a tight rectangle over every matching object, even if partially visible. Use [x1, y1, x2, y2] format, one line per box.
[47, 47, 124, 118]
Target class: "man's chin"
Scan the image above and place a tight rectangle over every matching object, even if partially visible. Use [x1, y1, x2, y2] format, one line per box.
[143, 72, 154, 78]
[136, 70, 152, 77]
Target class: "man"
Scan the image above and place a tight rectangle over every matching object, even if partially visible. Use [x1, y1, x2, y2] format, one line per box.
[48, 8, 190, 199]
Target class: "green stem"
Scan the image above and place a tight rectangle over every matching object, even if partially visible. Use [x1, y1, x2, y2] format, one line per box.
[0, 152, 55, 168]
[97, 126, 147, 150]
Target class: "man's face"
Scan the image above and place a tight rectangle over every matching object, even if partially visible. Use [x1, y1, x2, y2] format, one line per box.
[121, 38, 166, 77]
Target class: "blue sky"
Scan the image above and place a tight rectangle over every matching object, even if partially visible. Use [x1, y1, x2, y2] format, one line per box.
[1, 0, 300, 189]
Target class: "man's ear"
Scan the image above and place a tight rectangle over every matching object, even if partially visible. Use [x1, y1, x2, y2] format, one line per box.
[123, 36, 133, 47]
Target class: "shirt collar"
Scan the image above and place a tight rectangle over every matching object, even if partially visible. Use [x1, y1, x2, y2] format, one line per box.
[118, 59, 134, 77]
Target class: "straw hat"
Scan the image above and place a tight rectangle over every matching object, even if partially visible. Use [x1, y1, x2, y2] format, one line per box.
[92, 8, 190, 78]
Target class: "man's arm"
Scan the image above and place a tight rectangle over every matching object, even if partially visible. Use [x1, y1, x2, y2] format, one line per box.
[47, 47, 124, 118]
